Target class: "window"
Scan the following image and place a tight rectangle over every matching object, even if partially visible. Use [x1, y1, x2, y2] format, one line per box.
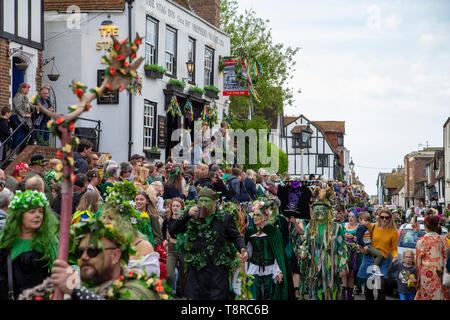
[318, 154, 329, 167]
[145, 16, 158, 65]
[165, 26, 177, 76]
[204, 46, 214, 86]
[337, 132, 344, 147]
[292, 133, 303, 148]
[187, 37, 196, 83]
[143, 101, 156, 150]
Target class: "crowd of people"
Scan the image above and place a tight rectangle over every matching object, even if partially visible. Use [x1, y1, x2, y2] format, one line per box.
[0, 144, 449, 301]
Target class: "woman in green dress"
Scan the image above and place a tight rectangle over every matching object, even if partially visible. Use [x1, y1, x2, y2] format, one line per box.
[0, 190, 59, 299]
[100, 164, 120, 199]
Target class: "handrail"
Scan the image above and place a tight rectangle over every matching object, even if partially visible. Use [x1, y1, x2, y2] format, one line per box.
[1, 116, 103, 169]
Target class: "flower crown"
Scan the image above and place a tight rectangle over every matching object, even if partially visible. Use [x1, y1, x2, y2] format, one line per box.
[70, 217, 136, 265]
[15, 162, 29, 171]
[250, 198, 279, 224]
[8, 190, 49, 212]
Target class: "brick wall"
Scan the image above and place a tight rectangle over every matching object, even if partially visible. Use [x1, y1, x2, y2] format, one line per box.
[44, 0, 125, 11]
[4, 145, 59, 176]
[0, 39, 11, 108]
[173, 0, 221, 28]
[36, 50, 43, 91]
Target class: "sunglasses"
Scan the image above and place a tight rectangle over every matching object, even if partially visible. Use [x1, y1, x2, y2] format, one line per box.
[379, 216, 391, 220]
[74, 246, 117, 259]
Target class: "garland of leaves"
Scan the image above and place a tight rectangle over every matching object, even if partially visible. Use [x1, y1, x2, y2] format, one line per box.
[167, 95, 182, 117]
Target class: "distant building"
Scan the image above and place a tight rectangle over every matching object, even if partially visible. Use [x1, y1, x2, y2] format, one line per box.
[444, 117, 450, 208]
[377, 167, 404, 205]
[279, 114, 340, 180]
[404, 147, 443, 208]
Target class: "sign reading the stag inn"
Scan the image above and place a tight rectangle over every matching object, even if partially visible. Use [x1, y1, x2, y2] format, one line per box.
[96, 25, 119, 51]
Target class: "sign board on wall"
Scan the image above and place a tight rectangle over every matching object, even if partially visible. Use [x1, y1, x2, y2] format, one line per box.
[157, 115, 167, 148]
[97, 70, 119, 104]
[223, 59, 249, 96]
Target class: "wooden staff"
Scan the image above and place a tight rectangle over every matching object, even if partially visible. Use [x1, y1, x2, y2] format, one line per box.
[37, 34, 143, 300]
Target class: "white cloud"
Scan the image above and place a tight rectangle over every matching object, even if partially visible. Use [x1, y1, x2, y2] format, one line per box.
[384, 13, 403, 29]
[418, 33, 436, 50]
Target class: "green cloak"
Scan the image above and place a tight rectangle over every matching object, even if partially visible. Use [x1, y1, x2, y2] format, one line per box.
[245, 223, 294, 300]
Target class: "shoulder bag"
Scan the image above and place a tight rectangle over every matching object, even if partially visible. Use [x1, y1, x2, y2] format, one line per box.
[440, 237, 450, 288]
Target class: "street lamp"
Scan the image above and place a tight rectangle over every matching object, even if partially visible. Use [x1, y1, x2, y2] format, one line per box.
[349, 158, 354, 184]
[186, 58, 194, 77]
[300, 123, 313, 179]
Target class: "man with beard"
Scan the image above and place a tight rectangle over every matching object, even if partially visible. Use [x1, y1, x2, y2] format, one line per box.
[19, 218, 171, 300]
[169, 187, 248, 299]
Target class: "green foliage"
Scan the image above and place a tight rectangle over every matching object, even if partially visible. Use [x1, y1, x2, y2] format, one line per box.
[204, 85, 221, 93]
[220, 0, 300, 127]
[144, 64, 167, 73]
[188, 86, 206, 94]
[168, 78, 186, 88]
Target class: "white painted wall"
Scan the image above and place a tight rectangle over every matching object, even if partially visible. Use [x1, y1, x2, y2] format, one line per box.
[444, 120, 450, 207]
[44, 0, 230, 163]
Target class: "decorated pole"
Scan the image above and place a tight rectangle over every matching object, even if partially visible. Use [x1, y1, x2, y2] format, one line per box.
[31, 34, 143, 300]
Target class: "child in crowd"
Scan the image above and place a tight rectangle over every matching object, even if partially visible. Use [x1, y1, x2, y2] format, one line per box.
[356, 211, 384, 276]
[389, 249, 417, 300]
[44, 158, 62, 189]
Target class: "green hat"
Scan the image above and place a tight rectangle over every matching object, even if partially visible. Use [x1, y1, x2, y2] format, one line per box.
[8, 190, 49, 213]
[198, 187, 217, 201]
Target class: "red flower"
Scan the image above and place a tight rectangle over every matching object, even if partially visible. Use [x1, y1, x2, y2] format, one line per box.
[71, 173, 76, 184]
[425, 271, 433, 278]
[69, 122, 75, 132]
[34, 296, 43, 300]
[114, 44, 119, 51]
[85, 102, 91, 112]
[131, 54, 137, 61]
[119, 86, 124, 92]
[117, 55, 126, 61]
[56, 117, 65, 125]
[118, 276, 124, 281]
[135, 38, 142, 45]
[121, 38, 128, 45]
[56, 151, 63, 159]
[109, 67, 116, 76]
[128, 270, 134, 277]
[106, 84, 112, 91]
[123, 61, 130, 67]
[74, 88, 84, 96]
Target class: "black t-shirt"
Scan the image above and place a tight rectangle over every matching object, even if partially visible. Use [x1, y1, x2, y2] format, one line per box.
[277, 182, 312, 220]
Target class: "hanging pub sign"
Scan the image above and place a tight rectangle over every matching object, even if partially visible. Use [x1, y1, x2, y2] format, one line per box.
[97, 70, 119, 104]
[222, 57, 249, 96]
[157, 115, 167, 148]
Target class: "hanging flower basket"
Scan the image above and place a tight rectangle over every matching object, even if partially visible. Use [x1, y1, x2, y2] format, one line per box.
[15, 62, 28, 71]
[47, 74, 60, 81]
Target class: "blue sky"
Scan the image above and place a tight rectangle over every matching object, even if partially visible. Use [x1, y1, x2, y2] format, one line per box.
[237, 0, 450, 196]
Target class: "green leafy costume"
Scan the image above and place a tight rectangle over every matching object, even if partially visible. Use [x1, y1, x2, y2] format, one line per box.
[295, 195, 348, 300]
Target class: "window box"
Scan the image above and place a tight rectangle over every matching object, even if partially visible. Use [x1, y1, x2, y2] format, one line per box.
[145, 150, 161, 160]
[144, 65, 166, 79]
[145, 147, 161, 160]
[188, 86, 205, 99]
[166, 79, 185, 93]
[204, 85, 220, 99]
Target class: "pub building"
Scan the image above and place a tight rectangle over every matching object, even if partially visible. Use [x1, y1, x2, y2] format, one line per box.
[43, 0, 230, 162]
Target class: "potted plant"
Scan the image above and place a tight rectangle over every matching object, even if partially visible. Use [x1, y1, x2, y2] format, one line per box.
[204, 85, 220, 99]
[144, 64, 166, 79]
[145, 147, 161, 160]
[188, 86, 205, 99]
[166, 78, 186, 92]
